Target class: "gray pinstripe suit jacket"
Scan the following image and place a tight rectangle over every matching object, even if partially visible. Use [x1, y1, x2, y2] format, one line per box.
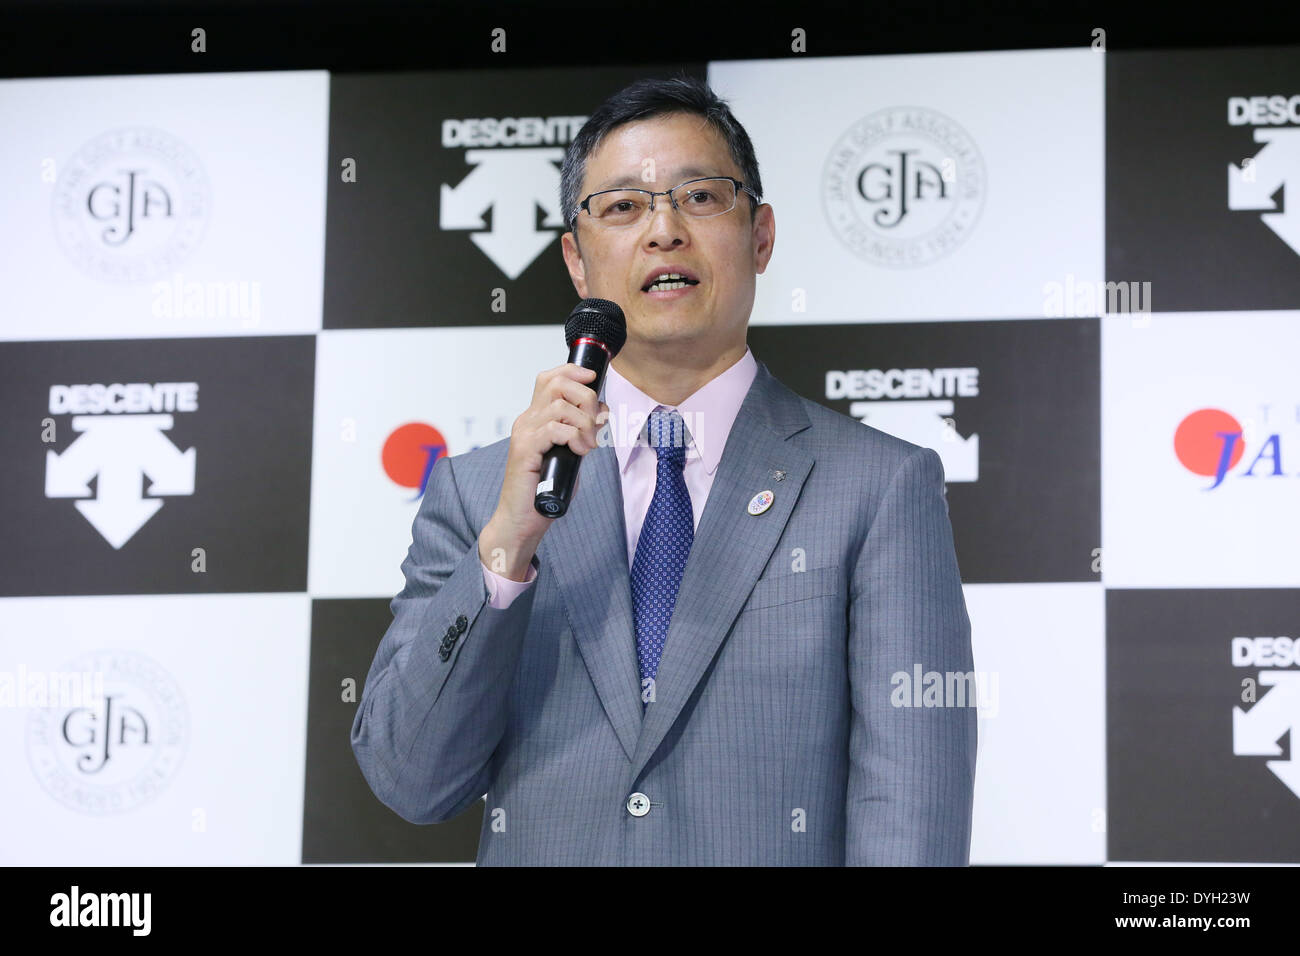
[351, 358, 977, 865]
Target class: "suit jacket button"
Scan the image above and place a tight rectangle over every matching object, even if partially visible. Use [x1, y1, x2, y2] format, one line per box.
[626, 792, 651, 817]
[455, 615, 468, 633]
[438, 645, 451, 662]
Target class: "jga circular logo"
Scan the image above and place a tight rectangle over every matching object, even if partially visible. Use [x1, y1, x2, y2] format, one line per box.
[822, 106, 985, 268]
[25, 649, 188, 816]
[51, 127, 211, 283]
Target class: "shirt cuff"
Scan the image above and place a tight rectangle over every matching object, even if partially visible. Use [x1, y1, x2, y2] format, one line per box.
[481, 558, 538, 610]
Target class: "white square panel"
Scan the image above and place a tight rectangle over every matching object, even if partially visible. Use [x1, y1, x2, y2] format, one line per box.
[709, 50, 1104, 322]
[1102, 311, 1300, 588]
[0, 593, 310, 864]
[966, 582, 1107, 864]
[0, 71, 328, 340]
[309, 326, 557, 598]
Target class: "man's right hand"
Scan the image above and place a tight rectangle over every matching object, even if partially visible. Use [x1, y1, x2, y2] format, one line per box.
[478, 363, 609, 581]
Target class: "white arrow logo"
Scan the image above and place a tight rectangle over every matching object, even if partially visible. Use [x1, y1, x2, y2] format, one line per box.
[1233, 669, 1300, 799]
[440, 148, 567, 280]
[1228, 128, 1300, 257]
[45, 414, 196, 549]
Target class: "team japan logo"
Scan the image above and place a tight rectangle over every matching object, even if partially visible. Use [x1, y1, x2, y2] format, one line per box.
[1173, 405, 1294, 490]
[822, 106, 985, 268]
[1227, 96, 1300, 257]
[382, 421, 448, 499]
[44, 383, 198, 548]
[51, 128, 211, 283]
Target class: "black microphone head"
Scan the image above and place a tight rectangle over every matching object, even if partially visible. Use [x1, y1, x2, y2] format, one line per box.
[566, 298, 627, 358]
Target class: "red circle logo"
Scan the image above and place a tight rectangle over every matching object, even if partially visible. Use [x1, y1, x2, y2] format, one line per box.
[1174, 408, 1244, 477]
[382, 423, 447, 489]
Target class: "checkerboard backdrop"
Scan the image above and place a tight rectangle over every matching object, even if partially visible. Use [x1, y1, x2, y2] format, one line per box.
[1, 49, 1297, 864]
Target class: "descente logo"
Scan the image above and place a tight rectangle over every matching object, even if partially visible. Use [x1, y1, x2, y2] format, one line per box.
[49, 886, 151, 936]
[440, 114, 587, 280]
[1226, 95, 1300, 257]
[44, 382, 199, 549]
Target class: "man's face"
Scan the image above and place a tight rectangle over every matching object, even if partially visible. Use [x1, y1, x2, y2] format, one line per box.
[561, 112, 775, 360]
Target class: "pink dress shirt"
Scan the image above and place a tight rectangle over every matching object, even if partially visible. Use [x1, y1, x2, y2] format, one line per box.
[479, 347, 758, 609]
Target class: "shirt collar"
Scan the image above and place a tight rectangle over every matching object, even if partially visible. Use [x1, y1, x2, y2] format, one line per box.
[602, 347, 758, 478]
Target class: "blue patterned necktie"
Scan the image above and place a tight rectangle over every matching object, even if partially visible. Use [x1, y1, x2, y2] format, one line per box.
[630, 408, 694, 708]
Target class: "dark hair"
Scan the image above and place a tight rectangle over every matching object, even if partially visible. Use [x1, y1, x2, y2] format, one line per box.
[560, 72, 764, 244]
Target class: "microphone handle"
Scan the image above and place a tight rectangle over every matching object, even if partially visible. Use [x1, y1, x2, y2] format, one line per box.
[534, 337, 612, 518]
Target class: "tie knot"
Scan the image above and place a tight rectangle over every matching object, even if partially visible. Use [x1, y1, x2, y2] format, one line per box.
[647, 408, 688, 467]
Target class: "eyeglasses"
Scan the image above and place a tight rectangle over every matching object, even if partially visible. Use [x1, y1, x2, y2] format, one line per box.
[573, 176, 758, 229]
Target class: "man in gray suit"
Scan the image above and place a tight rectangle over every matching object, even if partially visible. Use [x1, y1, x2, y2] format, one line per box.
[352, 75, 977, 865]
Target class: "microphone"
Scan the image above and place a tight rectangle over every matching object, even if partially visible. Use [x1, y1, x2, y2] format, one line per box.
[534, 298, 627, 518]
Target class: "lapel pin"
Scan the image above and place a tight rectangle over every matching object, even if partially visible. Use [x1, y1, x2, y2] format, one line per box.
[747, 489, 775, 516]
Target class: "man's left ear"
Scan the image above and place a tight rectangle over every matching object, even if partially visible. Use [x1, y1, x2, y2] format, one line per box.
[753, 203, 775, 274]
[561, 230, 589, 298]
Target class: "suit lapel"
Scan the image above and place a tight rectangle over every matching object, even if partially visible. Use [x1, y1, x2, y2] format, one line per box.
[536, 441, 644, 761]
[630, 361, 814, 783]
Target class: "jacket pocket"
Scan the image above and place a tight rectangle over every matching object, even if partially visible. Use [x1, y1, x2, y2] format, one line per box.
[740, 565, 842, 612]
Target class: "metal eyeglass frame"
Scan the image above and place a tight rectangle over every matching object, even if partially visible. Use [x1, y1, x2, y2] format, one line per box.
[571, 176, 759, 229]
